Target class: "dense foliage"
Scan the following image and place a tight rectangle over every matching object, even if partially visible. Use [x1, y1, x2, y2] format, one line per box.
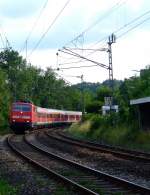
[0, 49, 82, 130]
[1, 48, 150, 134]
[0, 179, 17, 194]
[68, 65, 150, 150]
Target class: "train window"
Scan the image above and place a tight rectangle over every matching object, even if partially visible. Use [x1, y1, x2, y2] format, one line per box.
[13, 105, 21, 111]
[13, 104, 31, 112]
[22, 105, 31, 111]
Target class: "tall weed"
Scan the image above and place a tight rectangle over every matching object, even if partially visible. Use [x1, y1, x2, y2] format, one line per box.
[68, 114, 150, 151]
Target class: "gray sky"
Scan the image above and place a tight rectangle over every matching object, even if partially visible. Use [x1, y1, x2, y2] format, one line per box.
[0, 0, 150, 84]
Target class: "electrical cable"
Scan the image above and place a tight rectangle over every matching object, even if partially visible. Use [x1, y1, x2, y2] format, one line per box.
[56, 1, 126, 68]
[91, 8, 150, 48]
[20, 0, 49, 53]
[0, 33, 5, 48]
[0, 25, 11, 49]
[57, 64, 100, 70]
[60, 47, 109, 69]
[118, 14, 150, 38]
[58, 42, 107, 67]
[67, 8, 150, 60]
[56, 73, 72, 85]
[64, 0, 126, 47]
[57, 2, 150, 83]
[29, 0, 71, 58]
[57, 74, 81, 78]
[59, 59, 85, 66]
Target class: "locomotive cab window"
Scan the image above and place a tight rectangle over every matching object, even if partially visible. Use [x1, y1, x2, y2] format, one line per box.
[13, 104, 31, 112]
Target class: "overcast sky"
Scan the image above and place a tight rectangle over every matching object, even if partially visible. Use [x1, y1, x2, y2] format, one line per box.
[0, 0, 150, 84]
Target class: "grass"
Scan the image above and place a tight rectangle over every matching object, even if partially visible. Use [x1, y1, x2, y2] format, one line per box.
[53, 185, 73, 195]
[0, 179, 17, 195]
[67, 117, 150, 152]
[67, 121, 91, 139]
[0, 127, 12, 135]
[62, 170, 82, 177]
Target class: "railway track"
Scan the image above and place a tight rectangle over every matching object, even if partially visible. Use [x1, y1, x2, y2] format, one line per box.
[7, 134, 94, 195]
[46, 130, 150, 163]
[36, 130, 150, 187]
[7, 133, 150, 194]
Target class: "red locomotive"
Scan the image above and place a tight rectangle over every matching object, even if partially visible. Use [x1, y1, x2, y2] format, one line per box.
[10, 101, 82, 133]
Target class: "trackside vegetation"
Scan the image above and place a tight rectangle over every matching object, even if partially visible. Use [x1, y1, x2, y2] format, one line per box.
[0, 179, 17, 195]
[68, 114, 150, 151]
[0, 49, 83, 133]
[68, 66, 150, 151]
[0, 48, 150, 151]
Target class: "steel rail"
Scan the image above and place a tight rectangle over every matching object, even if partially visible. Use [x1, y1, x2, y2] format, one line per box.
[25, 132, 150, 194]
[47, 131, 150, 163]
[7, 134, 98, 195]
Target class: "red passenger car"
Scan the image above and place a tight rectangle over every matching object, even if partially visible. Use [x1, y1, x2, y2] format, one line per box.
[10, 101, 82, 133]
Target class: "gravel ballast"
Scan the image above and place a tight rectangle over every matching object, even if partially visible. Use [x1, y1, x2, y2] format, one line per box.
[0, 135, 73, 195]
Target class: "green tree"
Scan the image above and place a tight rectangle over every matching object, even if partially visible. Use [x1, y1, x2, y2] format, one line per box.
[86, 100, 103, 113]
[0, 69, 11, 128]
[96, 85, 112, 102]
[0, 48, 26, 100]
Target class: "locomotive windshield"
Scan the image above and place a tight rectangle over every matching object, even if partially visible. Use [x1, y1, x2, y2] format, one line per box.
[12, 104, 31, 112]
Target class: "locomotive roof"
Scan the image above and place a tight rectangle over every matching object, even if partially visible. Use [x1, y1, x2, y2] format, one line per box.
[37, 107, 82, 115]
[13, 102, 82, 115]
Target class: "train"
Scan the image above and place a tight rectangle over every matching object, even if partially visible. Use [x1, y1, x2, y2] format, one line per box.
[10, 101, 82, 133]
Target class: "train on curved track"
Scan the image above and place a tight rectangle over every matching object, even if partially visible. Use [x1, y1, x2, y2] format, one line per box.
[10, 101, 82, 133]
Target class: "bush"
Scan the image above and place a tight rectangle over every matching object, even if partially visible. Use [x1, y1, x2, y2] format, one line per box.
[0, 179, 17, 194]
[68, 113, 150, 151]
[68, 121, 91, 138]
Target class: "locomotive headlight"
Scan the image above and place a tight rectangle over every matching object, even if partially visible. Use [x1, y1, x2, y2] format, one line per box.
[13, 120, 15, 122]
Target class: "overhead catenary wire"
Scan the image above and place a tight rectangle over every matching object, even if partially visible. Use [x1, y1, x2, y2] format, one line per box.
[56, 73, 84, 85]
[59, 0, 131, 64]
[20, 0, 49, 53]
[58, 8, 150, 75]
[56, 73, 72, 85]
[0, 33, 5, 48]
[91, 7, 150, 49]
[28, 0, 71, 58]
[67, 7, 150, 58]
[118, 14, 150, 39]
[58, 53, 76, 60]
[0, 25, 11, 49]
[60, 47, 109, 69]
[57, 64, 100, 70]
[58, 44, 107, 66]
[55, 3, 150, 86]
[57, 74, 82, 78]
[63, 7, 150, 61]
[63, 0, 127, 47]
[59, 59, 85, 66]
